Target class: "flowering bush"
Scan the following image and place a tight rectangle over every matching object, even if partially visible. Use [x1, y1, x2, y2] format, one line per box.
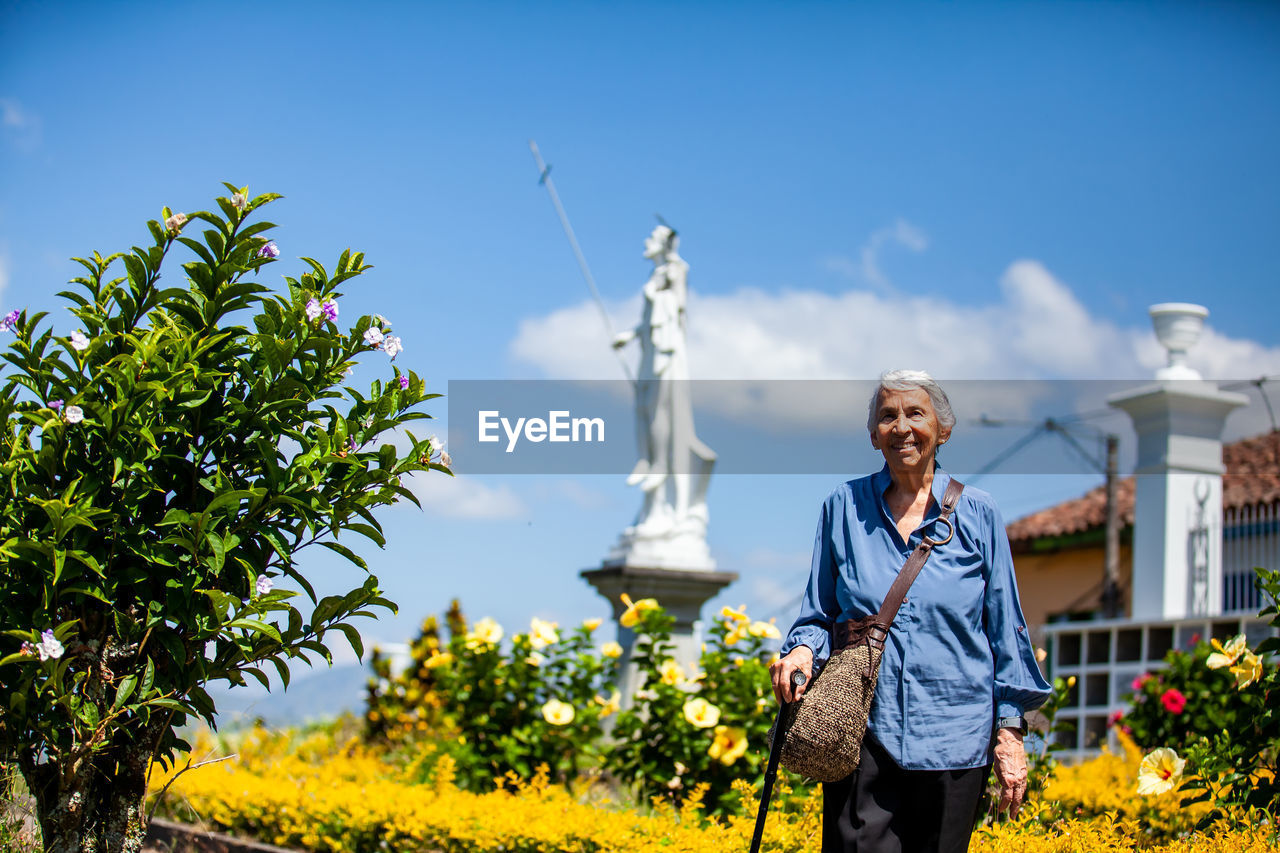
[608, 602, 795, 815]
[1157, 568, 1280, 825]
[0, 185, 446, 851]
[366, 599, 617, 790]
[1118, 638, 1263, 752]
[365, 597, 797, 815]
[148, 723, 1276, 853]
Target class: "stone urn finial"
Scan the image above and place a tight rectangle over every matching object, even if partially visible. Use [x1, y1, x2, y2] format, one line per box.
[1149, 302, 1208, 380]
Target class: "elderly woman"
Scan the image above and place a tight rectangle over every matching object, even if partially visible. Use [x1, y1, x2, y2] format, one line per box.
[770, 370, 1050, 853]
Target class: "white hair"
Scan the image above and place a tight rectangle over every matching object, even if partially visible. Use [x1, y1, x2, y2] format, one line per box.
[866, 369, 956, 435]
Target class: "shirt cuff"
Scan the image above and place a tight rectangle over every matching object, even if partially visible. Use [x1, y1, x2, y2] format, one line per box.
[996, 700, 1025, 719]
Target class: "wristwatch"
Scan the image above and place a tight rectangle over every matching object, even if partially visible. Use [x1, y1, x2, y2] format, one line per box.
[996, 715, 1028, 735]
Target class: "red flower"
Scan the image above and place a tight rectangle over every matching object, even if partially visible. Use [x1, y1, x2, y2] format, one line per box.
[1131, 673, 1152, 691]
[1160, 688, 1187, 714]
[1107, 710, 1124, 728]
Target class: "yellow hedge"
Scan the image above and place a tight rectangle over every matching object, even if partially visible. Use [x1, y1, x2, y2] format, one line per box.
[147, 727, 1273, 853]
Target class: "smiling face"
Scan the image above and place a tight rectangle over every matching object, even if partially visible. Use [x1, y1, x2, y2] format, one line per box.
[869, 387, 951, 474]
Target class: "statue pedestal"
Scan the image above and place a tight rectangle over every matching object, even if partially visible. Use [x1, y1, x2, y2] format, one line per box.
[581, 564, 738, 705]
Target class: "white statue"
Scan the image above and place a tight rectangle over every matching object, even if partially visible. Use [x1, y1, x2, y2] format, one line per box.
[609, 224, 716, 570]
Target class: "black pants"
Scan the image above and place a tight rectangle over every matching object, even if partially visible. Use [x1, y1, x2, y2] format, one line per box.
[822, 735, 989, 853]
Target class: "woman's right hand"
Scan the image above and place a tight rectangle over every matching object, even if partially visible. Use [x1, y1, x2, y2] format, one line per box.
[769, 645, 814, 704]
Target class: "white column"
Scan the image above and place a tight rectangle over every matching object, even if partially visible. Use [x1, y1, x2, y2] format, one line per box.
[1107, 304, 1247, 621]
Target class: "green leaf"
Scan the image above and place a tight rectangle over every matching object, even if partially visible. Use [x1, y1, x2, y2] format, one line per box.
[319, 540, 367, 570]
[332, 622, 364, 661]
[227, 618, 282, 643]
[112, 674, 138, 711]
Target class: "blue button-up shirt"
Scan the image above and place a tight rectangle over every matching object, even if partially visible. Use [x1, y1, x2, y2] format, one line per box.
[779, 465, 1051, 771]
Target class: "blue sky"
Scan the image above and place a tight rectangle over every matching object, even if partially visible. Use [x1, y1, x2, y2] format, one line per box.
[3, 1, 1280, 691]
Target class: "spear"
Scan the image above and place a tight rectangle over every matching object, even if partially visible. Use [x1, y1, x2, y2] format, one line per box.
[528, 139, 635, 384]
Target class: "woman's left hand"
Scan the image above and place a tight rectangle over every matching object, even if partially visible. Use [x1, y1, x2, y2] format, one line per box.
[992, 728, 1028, 818]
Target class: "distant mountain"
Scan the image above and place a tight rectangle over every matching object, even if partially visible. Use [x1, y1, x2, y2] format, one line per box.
[208, 663, 371, 730]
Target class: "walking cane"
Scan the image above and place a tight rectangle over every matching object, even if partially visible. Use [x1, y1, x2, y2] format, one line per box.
[750, 669, 807, 853]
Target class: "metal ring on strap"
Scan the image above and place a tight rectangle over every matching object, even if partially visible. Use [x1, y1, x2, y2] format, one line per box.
[922, 516, 954, 547]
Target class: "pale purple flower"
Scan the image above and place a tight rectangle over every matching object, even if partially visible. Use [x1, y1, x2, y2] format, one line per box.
[305, 298, 323, 321]
[440, 449, 452, 468]
[231, 192, 248, 211]
[0, 309, 20, 333]
[255, 574, 273, 596]
[47, 399, 63, 410]
[37, 630, 63, 661]
[69, 331, 89, 352]
[374, 314, 389, 328]
[64, 405, 84, 424]
[19, 641, 35, 656]
[363, 327, 385, 347]
[343, 366, 354, 377]
[321, 300, 338, 322]
[164, 212, 188, 233]
[382, 335, 403, 360]
[258, 241, 279, 259]
[398, 374, 409, 390]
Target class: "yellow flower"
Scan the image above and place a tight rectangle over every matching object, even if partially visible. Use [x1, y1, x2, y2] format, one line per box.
[724, 622, 749, 646]
[593, 691, 621, 717]
[707, 725, 748, 765]
[525, 651, 545, 667]
[582, 617, 603, 632]
[601, 641, 623, 659]
[748, 620, 781, 639]
[1137, 747, 1185, 796]
[465, 617, 503, 649]
[424, 651, 453, 669]
[1207, 634, 1248, 669]
[529, 617, 560, 650]
[619, 593, 659, 628]
[1230, 650, 1262, 689]
[1035, 646, 1048, 663]
[541, 699, 575, 726]
[682, 697, 721, 729]
[659, 659, 686, 686]
[720, 604, 749, 623]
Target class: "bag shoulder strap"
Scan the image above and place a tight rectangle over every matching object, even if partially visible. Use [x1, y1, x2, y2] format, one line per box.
[875, 476, 965, 626]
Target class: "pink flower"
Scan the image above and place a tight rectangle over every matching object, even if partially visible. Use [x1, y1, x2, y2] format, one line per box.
[37, 630, 64, 661]
[164, 212, 188, 233]
[1107, 710, 1124, 728]
[1160, 688, 1187, 714]
[1131, 673, 1152, 691]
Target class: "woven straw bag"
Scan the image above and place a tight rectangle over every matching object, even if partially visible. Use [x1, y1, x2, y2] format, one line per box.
[770, 478, 964, 783]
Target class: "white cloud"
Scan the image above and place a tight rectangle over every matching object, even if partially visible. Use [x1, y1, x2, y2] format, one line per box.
[512, 258, 1280, 384]
[510, 254, 1280, 434]
[0, 98, 41, 151]
[404, 473, 527, 519]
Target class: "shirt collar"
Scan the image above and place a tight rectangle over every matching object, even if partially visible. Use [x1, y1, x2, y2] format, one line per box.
[872, 461, 952, 523]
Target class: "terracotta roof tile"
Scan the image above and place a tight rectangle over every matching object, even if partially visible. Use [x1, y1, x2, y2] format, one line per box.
[1007, 430, 1280, 544]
